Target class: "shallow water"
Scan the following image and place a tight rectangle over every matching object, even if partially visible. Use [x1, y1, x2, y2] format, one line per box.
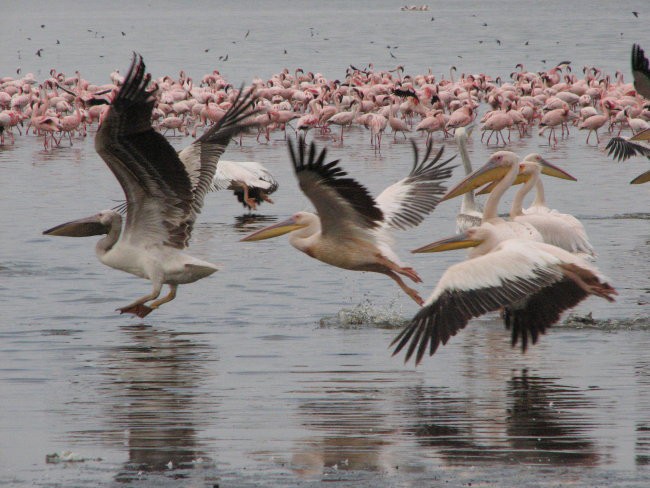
[1, 1, 650, 486]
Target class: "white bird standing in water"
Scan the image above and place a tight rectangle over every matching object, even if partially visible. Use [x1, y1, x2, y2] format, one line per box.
[241, 136, 456, 305]
[43, 54, 256, 318]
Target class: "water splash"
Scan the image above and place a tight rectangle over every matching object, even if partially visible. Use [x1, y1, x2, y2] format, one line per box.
[319, 298, 409, 329]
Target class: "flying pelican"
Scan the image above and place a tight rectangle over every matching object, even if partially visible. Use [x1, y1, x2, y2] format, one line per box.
[209, 160, 278, 210]
[632, 43, 650, 99]
[604, 44, 650, 183]
[606, 129, 650, 184]
[391, 225, 617, 364]
[240, 136, 456, 305]
[43, 54, 256, 318]
[454, 126, 483, 232]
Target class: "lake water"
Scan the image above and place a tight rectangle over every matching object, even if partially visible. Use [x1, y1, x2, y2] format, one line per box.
[1, 1, 649, 486]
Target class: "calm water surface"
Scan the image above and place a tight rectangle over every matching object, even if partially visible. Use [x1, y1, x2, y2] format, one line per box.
[1, 1, 649, 486]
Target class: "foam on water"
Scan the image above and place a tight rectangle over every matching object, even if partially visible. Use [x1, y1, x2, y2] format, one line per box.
[319, 299, 409, 329]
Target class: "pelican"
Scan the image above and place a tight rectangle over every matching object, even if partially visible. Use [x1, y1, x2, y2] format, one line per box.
[241, 136, 456, 305]
[477, 154, 593, 258]
[632, 43, 650, 99]
[454, 126, 483, 232]
[606, 128, 650, 184]
[209, 160, 278, 210]
[604, 44, 650, 183]
[441, 151, 572, 243]
[43, 55, 256, 318]
[391, 225, 617, 364]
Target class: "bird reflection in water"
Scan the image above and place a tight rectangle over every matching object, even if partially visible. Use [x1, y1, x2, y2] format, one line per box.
[290, 385, 399, 477]
[233, 213, 278, 230]
[93, 325, 213, 480]
[636, 360, 650, 466]
[407, 370, 602, 466]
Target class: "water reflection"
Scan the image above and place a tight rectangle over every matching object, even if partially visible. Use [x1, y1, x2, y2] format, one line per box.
[408, 370, 602, 466]
[636, 360, 650, 466]
[77, 325, 215, 480]
[232, 213, 278, 231]
[291, 384, 397, 476]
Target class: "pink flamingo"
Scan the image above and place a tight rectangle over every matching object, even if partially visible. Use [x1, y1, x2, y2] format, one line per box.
[446, 104, 475, 132]
[326, 101, 360, 143]
[58, 107, 83, 145]
[481, 111, 512, 145]
[368, 113, 387, 152]
[30, 101, 62, 150]
[578, 113, 608, 144]
[415, 110, 447, 143]
[388, 105, 410, 141]
[539, 108, 570, 147]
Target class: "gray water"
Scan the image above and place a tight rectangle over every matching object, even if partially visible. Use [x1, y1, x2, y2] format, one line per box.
[1, 1, 649, 486]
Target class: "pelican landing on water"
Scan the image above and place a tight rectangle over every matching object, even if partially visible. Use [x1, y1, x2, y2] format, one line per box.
[241, 135, 457, 305]
[43, 54, 256, 318]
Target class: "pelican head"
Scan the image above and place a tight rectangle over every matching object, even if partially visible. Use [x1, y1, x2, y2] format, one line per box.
[240, 212, 312, 242]
[43, 210, 119, 237]
[441, 151, 520, 201]
[411, 226, 498, 255]
[476, 155, 577, 195]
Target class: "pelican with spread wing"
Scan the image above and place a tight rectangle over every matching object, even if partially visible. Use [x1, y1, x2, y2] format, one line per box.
[43, 54, 255, 317]
[391, 226, 617, 364]
[604, 44, 650, 184]
[391, 152, 614, 364]
[241, 136, 456, 305]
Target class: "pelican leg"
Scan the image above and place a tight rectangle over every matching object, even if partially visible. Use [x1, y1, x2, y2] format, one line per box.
[385, 270, 424, 306]
[260, 191, 274, 204]
[242, 185, 257, 210]
[375, 253, 422, 283]
[117, 282, 162, 318]
[149, 284, 178, 310]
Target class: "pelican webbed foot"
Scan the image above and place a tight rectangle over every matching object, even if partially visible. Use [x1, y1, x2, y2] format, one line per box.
[118, 304, 154, 318]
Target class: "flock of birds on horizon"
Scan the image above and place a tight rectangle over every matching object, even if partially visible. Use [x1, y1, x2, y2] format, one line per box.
[3, 43, 648, 365]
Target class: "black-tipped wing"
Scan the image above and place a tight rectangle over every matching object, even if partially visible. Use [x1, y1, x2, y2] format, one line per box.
[289, 135, 383, 236]
[95, 54, 194, 249]
[178, 86, 257, 214]
[375, 140, 455, 231]
[391, 240, 568, 365]
[504, 278, 587, 353]
[632, 44, 650, 99]
[605, 135, 650, 162]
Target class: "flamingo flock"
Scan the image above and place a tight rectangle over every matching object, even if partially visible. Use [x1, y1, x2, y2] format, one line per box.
[2, 55, 650, 154]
